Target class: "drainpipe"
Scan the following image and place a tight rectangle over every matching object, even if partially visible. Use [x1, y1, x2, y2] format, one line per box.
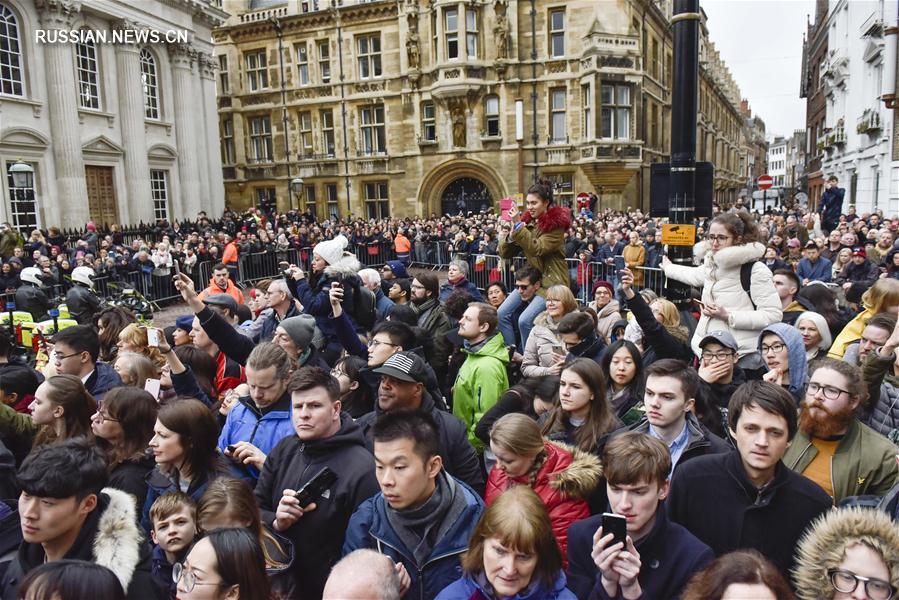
[331, 1, 352, 216]
[270, 17, 292, 210]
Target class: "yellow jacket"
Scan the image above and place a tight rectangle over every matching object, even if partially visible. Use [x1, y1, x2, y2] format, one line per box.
[828, 308, 871, 359]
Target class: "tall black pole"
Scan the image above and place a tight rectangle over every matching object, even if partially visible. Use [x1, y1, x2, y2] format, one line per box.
[667, 0, 700, 307]
[270, 18, 292, 211]
[332, 3, 352, 216]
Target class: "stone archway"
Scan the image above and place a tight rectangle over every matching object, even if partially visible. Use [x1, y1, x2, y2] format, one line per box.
[441, 177, 492, 215]
[417, 159, 508, 216]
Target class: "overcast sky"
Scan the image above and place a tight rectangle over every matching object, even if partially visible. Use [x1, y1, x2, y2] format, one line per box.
[701, 0, 816, 140]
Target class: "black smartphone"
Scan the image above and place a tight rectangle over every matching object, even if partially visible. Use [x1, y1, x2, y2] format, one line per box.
[613, 256, 626, 272]
[226, 444, 236, 454]
[295, 466, 338, 508]
[601, 512, 627, 548]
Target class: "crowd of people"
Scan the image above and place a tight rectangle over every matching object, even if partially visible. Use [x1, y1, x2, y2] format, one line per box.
[0, 175, 897, 600]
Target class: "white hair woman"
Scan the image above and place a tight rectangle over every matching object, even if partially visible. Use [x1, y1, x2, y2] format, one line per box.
[795, 311, 833, 362]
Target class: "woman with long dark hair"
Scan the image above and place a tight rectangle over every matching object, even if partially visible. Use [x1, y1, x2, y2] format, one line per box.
[91, 387, 157, 511]
[497, 180, 572, 350]
[17, 560, 125, 600]
[175, 528, 272, 600]
[95, 306, 136, 363]
[140, 398, 232, 533]
[28, 374, 97, 447]
[601, 340, 645, 425]
[540, 358, 621, 455]
[330, 355, 371, 418]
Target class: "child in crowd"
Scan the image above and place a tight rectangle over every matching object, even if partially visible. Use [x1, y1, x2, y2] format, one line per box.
[149, 491, 199, 599]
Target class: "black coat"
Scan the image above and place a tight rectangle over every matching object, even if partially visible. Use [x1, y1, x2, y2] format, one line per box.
[667, 451, 832, 578]
[254, 413, 380, 600]
[624, 291, 690, 364]
[356, 391, 485, 496]
[13, 284, 50, 322]
[567, 509, 714, 600]
[108, 454, 156, 516]
[65, 284, 101, 326]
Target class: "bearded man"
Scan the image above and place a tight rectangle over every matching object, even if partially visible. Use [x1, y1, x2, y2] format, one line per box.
[783, 358, 898, 503]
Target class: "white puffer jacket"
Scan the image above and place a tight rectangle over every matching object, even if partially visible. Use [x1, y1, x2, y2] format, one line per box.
[662, 241, 782, 358]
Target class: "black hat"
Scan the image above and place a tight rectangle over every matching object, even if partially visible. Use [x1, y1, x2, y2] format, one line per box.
[372, 351, 427, 384]
[203, 293, 238, 313]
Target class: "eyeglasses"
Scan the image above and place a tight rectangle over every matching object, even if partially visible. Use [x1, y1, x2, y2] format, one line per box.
[54, 351, 82, 362]
[701, 350, 734, 362]
[708, 234, 732, 243]
[807, 382, 850, 400]
[515, 283, 532, 290]
[330, 368, 347, 378]
[173, 563, 221, 593]
[828, 569, 895, 600]
[369, 339, 400, 349]
[760, 342, 786, 355]
[410, 284, 425, 291]
[93, 411, 119, 424]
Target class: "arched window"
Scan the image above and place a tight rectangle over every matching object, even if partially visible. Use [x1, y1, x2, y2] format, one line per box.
[0, 3, 24, 96]
[76, 38, 99, 109]
[140, 48, 159, 120]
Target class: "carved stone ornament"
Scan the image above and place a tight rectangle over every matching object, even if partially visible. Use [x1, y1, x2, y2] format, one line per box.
[35, 0, 82, 29]
[168, 42, 196, 69]
[493, 0, 509, 60]
[449, 98, 467, 147]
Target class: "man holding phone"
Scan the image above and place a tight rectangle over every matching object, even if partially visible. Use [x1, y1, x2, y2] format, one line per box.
[567, 432, 713, 600]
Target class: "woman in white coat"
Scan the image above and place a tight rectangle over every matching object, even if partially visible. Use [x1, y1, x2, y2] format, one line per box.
[661, 212, 782, 367]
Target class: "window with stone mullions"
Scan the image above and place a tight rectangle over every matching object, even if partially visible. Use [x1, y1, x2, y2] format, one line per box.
[582, 83, 592, 139]
[485, 96, 500, 136]
[318, 40, 331, 83]
[357, 34, 382, 79]
[359, 105, 386, 155]
[296, 44, 309, 86]
[249, 116, 273, 162]
[550, 88, 566, 142]
[6, 161, 37, 231]
[326, 183, 338, 219]
[445, 8, 459, 60]
[364, 181, 389, 219]
[421, 102, 436, 141]
[76, 40, 100, 110]
[298, 111, 313, 156]
[549, 9, 565, 58]
[150, 170, 169, 222]
[466, 9, 478, 58]
[0, 5, 23, 96]
[246, 50, 268, 91]
[601, 84, 630, 139]
[321, 109, 335, 156]
[218, 55, 229, 94]
[221, 118, 235, 164]
[140, 49, 160, 120]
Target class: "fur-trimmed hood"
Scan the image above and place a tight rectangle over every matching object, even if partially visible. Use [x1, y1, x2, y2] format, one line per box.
[695, 241, 766, 269]
[323, 253, 362, 279]
[92, 487, 145, 592]
[793, 507, 899, 600]
[545, 440, 603, 499]
[520, 205, 572, 233]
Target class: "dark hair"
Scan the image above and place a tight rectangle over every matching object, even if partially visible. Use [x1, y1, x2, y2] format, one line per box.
[486, 281, 508, 297]
[17, 437, 107, 500]
[542, 359, 618, 453]
[526, 180, 554, 205]
[515, 266, 543, 286]
[603, 431, 671, 487]
[372, 320, 416, 350]
[334, 355, 372, 416]
[157, 399, 222, 478]
[17, 560, 125, 600]
[470, 302, 499, 336]
[797, 284, 841, 325]
[772, 269, 800, 293]
[234, 304, 252, 324]
[173, 345, 217, 401]
[416, 271, 440, 298]
[387, 303, 418, 327]
[213, 262, 228, 272]
[710, 212, 760, 245]
[0, 366, 39, 402]
[372, 410, 439, 463]
[865, 312, 898, 335]
[444, 290, 474, 320]
[201, 528, 271, 600]
[52, 325, 100, 363]
[95, 306, 136, 362]
[287, 366, 340, 401]
[600, 340, 645, 397]
[391, 278, 412, 299]
[557, 311, 595, 341]
[681, 550, 795, 600]
[645, 359, 699, 400]
[97, 387, 157, 471]
[34, 375, 97, 447]
[727, 381, 798, 441]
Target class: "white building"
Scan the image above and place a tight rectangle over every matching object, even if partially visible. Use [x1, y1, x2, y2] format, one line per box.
[769, 136, 787, 188]
[0, 0, 227, 231]
[820, 0, 897, 215]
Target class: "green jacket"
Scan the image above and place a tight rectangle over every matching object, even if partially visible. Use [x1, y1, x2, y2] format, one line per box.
[0, 402, 37, 439]
[497, 206, 570, 291]
[783, 418, 898, 503]
[453, 333, 510, 453]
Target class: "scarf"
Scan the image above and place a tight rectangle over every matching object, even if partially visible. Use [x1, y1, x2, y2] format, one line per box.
[385, 471, 467, 566]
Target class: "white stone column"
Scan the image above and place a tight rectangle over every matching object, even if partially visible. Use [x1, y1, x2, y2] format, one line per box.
[192, 54, 211, 207]
[114, 20, 152, 224]
[199, 53, 226, 217]
[36, 0, 90, 227]
[168, 43, 201, 219]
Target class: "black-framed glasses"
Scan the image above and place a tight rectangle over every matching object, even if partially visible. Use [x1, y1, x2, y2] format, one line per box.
[173, 562, 222, 593]
[760, 342, 786, 355]
[54, 351, 82, 362]
[708, 234, 732, 243]
[807, 382, 850, 400]
[828, 568, 895, 600]
[701, 350, 734, 362]
[515, 283, 531, 290]
[93, 411, 119, 424]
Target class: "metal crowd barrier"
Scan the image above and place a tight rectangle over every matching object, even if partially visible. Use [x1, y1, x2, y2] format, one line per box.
[411, 241, 450, 269]
[352, 242, 397, 268]
[236, 248, 300, 286]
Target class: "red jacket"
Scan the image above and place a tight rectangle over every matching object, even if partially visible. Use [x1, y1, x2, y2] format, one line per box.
[486, 440, 601, 566]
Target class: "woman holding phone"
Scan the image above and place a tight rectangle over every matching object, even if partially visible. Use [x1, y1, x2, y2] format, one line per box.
[497, 180, 572, 350]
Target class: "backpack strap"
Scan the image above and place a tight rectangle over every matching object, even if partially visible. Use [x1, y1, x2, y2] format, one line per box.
[740, 262, 757, 310]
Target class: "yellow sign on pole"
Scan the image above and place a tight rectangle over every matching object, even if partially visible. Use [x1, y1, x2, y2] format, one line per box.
[661, 223, 696, 246]
[514, 193, 524, 206]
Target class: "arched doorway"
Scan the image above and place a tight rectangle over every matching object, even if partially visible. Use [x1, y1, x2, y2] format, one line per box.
[441, 177, 493, 215]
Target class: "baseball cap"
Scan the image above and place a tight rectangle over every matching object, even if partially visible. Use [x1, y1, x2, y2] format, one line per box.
[372, 351, 427, 384]
[698, 330, 739, 353]
[204, 293, 239, 313]
[175, 315, 194, 332]
[852, 247, 866, 257]
[787, 238, 801, 248]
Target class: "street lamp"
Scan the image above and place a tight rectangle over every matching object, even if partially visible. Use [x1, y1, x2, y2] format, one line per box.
[290, 177, 304, 210]
[9, 160, 33, 189]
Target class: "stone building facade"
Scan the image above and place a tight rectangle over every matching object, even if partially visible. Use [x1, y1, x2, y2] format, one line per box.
[216, 0, 753, 217]
[800, 0, 829, 210]
[0, 0, 227, 230]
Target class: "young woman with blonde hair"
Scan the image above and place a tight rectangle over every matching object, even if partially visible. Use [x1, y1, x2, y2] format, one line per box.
[117, 323, 165, 370]
[522, 285, 579, 378]
[829, 278, 899, 358]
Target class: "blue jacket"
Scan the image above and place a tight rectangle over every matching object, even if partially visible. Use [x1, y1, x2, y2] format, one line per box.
[758, 322, 807, 403]
[439, 278, 484, 303]
[375, 287, 395, 321]
[567, 509, 713, 600]
[819, 186, 845, 223]
[217, 392, 295, 480]
[436, 572, 576, 600]
[342, 475, 485, 600]
[140, 460, 237, 534]
[85, 361, 122, 402]
[796, 256, 833, 283]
